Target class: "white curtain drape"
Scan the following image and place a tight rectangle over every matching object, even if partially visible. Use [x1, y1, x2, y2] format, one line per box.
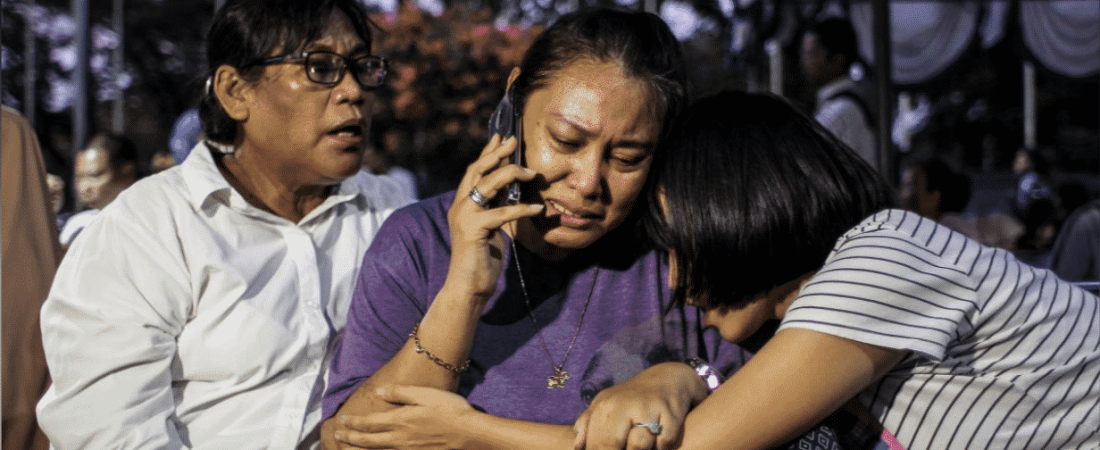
[848, 0, 1099, 84]
[850, 2, 980, 85]
[1020, 0, 1100, 78]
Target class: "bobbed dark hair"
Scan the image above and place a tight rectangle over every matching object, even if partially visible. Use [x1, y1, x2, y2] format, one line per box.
[198, 0, 375, 145]
[510, 8, 687, 145]
[809, 17, 859, 66]
[647, 91, 897, 310]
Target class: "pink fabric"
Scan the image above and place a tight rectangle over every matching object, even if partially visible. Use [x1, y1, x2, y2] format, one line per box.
[880, 428, 906, 450]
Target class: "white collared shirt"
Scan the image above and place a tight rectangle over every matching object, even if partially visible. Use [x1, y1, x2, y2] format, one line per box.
[37, 142, 413, 449]
[815, 77, 877, 170]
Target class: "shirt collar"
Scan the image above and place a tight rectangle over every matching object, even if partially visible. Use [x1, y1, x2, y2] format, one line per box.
[179, 141, 364, 223]
[816, 77, 857, 105]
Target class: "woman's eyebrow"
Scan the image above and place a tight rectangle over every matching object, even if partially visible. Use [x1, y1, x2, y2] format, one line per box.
[553, 115, 657, 150]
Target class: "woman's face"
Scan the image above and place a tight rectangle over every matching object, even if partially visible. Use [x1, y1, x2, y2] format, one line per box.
[518, 60, 661, 256]
[667, 247, 776, 344]
[237, 10, 372, 187]
[660, 192, 798, 344]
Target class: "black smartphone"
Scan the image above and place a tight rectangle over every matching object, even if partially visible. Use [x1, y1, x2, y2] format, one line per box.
[488, 88, 524, 206]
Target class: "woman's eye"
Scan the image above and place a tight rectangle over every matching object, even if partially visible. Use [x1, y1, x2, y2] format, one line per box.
[612, 153, 648, 167]
[553, 137, 582, 149]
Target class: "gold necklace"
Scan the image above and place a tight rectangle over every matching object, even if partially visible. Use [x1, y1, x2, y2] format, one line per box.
[509, 238, 597, 389]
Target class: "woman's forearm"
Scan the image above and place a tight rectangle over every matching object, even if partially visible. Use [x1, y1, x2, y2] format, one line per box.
[322, 283, 489, 450]
[674, 328, 905, 450]
[334, 283, 487, 415]
[462, 412, 576, 450]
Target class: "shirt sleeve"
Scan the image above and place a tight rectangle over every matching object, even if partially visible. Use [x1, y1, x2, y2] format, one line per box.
[323, 206, 434, 418]
[778, 227, 980, 361]
[37, 202, 193, 449]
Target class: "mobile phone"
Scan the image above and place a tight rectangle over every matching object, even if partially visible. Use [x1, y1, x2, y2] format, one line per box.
[488, 88, 524, 206]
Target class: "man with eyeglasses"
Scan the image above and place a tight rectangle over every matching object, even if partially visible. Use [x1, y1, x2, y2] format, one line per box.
[35, 1, 414, 449]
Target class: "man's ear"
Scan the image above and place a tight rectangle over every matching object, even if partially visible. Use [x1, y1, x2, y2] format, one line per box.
[505, 67, 521, 92]
[213, 64, 252, 122]
[118, 162, 137, 181]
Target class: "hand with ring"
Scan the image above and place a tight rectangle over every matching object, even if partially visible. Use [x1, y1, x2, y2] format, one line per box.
[446, 133, 543, 305]
[574, 362, 708, 450]
[633, 420, 663, 436]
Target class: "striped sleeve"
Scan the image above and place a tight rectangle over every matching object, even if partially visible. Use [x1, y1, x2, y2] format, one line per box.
[779, 214, 978, 361]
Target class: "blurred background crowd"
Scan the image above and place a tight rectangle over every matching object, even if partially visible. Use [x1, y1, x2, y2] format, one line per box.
[1, 0, 1097, 274]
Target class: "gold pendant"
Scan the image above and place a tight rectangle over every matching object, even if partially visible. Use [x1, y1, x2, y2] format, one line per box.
[546, 366, 570, 389]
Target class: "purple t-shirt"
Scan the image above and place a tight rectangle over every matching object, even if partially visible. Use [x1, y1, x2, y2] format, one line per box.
[323, 192, 748, 424]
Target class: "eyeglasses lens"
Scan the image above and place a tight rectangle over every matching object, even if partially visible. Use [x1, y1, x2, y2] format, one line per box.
[305, 53, 343, 84]
[353, 57, 386, 87]
[304, 53, 385, 87]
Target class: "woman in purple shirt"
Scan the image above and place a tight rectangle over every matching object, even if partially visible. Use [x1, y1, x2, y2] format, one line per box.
[321, 8, 750, 450]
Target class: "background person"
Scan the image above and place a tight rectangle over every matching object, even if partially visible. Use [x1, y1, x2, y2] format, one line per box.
[46, 173, 69, 230]
[2, 105, 60, 450]
[35, 0, 412, 448]
[58, 132, 139, 248]
[800, 17, 877, 170]
[1047, 199, 1100, 283]
[899, 156, 979, 239]
[321, 9, 754, 450]
[580, 90, 1099, 450]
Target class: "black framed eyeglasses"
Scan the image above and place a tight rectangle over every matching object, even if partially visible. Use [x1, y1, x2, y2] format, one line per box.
[249, 51, 388, 88]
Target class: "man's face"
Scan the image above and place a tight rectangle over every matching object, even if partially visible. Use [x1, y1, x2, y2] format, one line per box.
[74, 148, 133, 209]
[801, 32, 843, 87]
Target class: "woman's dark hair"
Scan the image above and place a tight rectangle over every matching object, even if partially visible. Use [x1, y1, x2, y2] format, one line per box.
[510, 8, 687, 243]
[510, 8, 687, 146]
[199, 0, 375, 145]
[647, 91, 897, 310]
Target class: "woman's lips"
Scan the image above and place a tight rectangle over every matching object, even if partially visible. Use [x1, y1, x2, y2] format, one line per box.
[547, 200, 599, 227]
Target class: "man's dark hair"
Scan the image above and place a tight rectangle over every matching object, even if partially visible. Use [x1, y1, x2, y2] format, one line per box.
[85, 132, 138, 172]
[810, 17, 860, 66]
[646, 90, 896, 310]
[913, 157, 972, 214]
[198, 0, 376, 145]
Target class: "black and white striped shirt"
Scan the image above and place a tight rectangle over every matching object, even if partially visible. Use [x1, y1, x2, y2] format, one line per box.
[779, 209, 1099, 450]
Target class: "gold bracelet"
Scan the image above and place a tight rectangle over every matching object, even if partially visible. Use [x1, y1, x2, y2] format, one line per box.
[409, 323, 471, 375]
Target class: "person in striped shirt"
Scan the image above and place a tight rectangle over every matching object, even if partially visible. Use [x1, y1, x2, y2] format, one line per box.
[576, 90, 1099, 450]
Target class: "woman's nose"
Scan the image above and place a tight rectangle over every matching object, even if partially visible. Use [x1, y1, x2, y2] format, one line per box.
[567, 148, 604, 198]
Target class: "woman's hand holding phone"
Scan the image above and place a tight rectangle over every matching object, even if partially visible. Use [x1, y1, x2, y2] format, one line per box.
[445, 133, 542, 308]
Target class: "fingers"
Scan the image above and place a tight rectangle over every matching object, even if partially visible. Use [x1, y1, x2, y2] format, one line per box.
[624, 423, 659, 450]
[461, 164, 537, 210]
[573, 410, 590, 450]
[375, 385, 423, 406]
[654, 416, 682, 450]
[457, 134, 519, 194]
[333, 427, 400, 449]
[581, 414, 650, 450]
